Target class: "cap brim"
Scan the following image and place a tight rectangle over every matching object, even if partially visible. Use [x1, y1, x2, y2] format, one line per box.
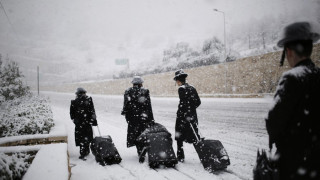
[173, 74, 188, 80]
[277, 39, 285, 47]
[311, 33, 320, 42]
[278, 33, 320, 47]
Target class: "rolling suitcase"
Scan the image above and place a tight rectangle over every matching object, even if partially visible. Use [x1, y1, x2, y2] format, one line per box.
[147, 131, 178, 168]
[137, 123, 178, 168]
[90, 126, 122, 166]
[190, 122, 230, 172]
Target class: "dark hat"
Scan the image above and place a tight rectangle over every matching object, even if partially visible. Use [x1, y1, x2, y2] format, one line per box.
[173, 69, 188, 81]
[75, 87, 87, 95]
[277, 22, 320, 47]
[131, 76, 144, 84]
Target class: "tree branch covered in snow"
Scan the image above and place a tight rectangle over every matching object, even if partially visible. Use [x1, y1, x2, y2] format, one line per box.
[0, 94, 55, 137]
[0, 152, 36, 180]
[114, 38, 237, 79]
[0, 55, 30, 103]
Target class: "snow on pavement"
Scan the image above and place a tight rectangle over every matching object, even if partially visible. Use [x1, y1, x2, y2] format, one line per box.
[43, 91, 272, 180]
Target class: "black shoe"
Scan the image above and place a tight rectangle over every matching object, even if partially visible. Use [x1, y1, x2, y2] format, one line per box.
[139, 156, 145, 163]
[79, 155, 87, 160]
[178, 157, 184, 163]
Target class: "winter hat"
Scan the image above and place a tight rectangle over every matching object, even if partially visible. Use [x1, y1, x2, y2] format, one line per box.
[173, 69, 188, 81]
[131, 76, 144, 84]
[277, 22, 319, 47]
[75, 87, 87, 95]
[278, 22, 320, 66]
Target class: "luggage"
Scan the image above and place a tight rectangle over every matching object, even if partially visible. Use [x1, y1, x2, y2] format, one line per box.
[137, 123, 178, 168]
[190, 122, 230, 171]
[90, 127, 122, 166]
[147, 131, 178, 168]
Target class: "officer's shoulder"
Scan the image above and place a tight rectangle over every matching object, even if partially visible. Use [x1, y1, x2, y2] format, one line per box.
[187, 84, 195, 89]
[126, 87, 134, 92]
[179, 84, 194, 90]
[141, 87, 149, 93]
[85, 96, 92, 101]
[178, 85, 186, 92]
[282, 66, 309, 82]
[179, 84, 186, 89]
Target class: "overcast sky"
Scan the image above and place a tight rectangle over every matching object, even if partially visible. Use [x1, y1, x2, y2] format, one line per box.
[0, 0, 319, 84]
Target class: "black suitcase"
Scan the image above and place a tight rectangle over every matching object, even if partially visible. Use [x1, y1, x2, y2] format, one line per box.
[137, 123, 178, 168]
[190, 123, 230, 171]
[147, 132, 178, 168]
[91, 134, 122, 166]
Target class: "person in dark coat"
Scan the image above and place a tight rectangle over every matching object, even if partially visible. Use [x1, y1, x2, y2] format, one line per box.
[121, 76, 154, 158]
[266, 22, 320, 180]
[70, 87, 97, 160]
[174, 69, 201, 162]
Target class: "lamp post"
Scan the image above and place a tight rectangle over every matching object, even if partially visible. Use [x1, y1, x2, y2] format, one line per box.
[213, 9, 226, 60]
[37, 66, 39, 95]
[213, 8, 227, 94]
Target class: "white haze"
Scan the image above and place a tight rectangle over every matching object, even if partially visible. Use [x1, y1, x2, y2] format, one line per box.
[0, 0, 319, 86]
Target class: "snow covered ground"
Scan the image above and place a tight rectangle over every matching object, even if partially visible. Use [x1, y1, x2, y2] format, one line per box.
[43, 91, 273, 180]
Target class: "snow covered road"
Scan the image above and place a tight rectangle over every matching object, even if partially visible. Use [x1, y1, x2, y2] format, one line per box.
[44, 91, 273, 180]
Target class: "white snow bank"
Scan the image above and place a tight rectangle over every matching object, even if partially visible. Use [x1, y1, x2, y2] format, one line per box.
[0, 145, 42, 153]
[22, 143, 69, 180]
[0, 121, 67, 146]
[0, 95, 54, 137]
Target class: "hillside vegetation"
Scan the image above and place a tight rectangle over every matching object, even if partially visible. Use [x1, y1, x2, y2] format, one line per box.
[41, 43, 320, 96]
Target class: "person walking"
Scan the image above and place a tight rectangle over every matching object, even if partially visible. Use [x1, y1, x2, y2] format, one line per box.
[121, 76, 154, 160]
[173, 69, 201, 162]
[70, 87, 97, 160]
[266, 22, 320, 179]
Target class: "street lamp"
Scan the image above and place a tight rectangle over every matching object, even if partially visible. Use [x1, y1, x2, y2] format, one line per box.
[213, 8, 227, 94]
[213, 9, 226, 60]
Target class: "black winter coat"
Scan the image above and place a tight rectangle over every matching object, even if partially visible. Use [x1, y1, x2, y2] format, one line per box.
[122, 85, 154, 147]
[175, 83, 201, 143]
[70, 95, 97, 146]
[266, 59, 320, 179]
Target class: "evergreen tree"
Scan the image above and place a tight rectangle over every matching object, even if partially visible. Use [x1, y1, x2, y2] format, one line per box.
[0, 54, 30, 103]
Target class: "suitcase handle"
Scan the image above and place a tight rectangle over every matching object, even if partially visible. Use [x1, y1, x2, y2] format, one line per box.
[97, 125, 102, 136]
[93, 125, 102, 137]
[189, 122, 200, 143]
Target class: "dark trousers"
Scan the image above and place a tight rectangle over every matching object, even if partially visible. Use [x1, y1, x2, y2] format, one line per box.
[80, 142, 90, 156]
[177, 140, 185, 160]
[136, 143, 144, 156]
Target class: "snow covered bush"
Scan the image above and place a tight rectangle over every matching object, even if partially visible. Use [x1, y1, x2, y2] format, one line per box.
[0, 55, 30, 103]
[0, 152, 36, 180]
[0, 55, 54, 137]
[0, 95, 54, 137]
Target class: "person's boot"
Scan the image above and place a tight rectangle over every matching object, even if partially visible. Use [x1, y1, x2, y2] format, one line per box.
[177, 148, 185, 162]
[138, 147, 147, 163]
[79, 154, 87, 160]
[139, 155, 145, 163]
[79, 144, 89, 160]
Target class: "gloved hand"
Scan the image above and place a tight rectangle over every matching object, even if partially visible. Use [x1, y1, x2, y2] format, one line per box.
[73, 119, 79, 125]
[121, 110, 126, 116]
[90, 120, 98, 126]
